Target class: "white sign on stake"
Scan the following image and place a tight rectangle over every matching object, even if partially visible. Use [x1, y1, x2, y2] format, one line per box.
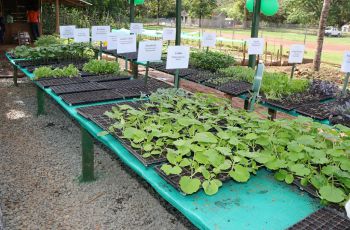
[162, 28, 176, 41]
[288, 45, 305, 64]
[166, 46, 190, 70]
[130, 23, 143, 35]
[107, 33, 119, 50]
[137, 40, 163, 62]
[74, 28, 90, 43]
[91, 26, 110, 42]
[247, 38, 264, 55]
[341, 51, 350, 73]
[202, 32, 217, 47]
[60, 25, 76, 39]
[117, 34, 137, 54]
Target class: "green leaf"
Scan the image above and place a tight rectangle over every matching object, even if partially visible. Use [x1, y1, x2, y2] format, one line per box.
[202, 180, 219, 195]
[229, 165, 250, 182]
[204, 149, 225, 168]
[179, 158, 191, 167]
[245, 133, 258, 140]
[289, 164, 311, 177]
[310, 174, 327, 189]
[97, 131, 109, 137]
[179, 176, 201, 195]
[296, 135, 315, 146]
[143, 143, 153, 152]
[285, 174, 294, 184]
[265, 159, 287, 170]
[194, 152, 209, 164]
[218, 160, 232, 171]
[193, 132, 218, 143]
[274, 170, 287, 181]
[319, 185, 345, 203]
[166, 150, 178, 165]
[228, 136, 240, 145]
[215, 147, 232, 156]
[177, 117, 200, 127]
[217, 131, 230, 140]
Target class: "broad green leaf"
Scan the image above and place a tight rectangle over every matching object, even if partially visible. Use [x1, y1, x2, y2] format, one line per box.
[229, 165, 250, 182]
[228, 136, 240, 145]
[256, 136, 270, 146]
[202, 180, 219, 195]
[204, 149, 225, 168]
[285, 174, 294, 184]
[287, 141, 303, 153]
[179, 176, 201, 195]
[274, 170, 287, 181]
[193, 132, 218, 143]
[319, 185, 345, 203]
[289, 164, 311, 177]
[245, 133, 258, 140]
[218, 160, 232, 171]
[296, 135, 315, 146]
[217, 131, 230, 140]
[177, 118, 200, 127]
[265, 159, 287, 170]
[194, 152, 209, 164]
[321, 165, 340, 176]
[143, 143, 153, 152]
[166, 151, 178, 165]
[340, 159, 350, 172]
[310, 174, 327, 189]
[215, 147, 232, 156]
[179, 158, 191, 167]
[253, 153, 274, 164]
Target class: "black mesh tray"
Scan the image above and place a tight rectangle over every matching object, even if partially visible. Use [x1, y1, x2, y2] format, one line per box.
[154, 164, 231, 194]
[117, 52, 138, 60]
[218, 81, 252, 96]
[60, 89, 123, 105]
[36, 77, 88, 88]
[51, 82, 106, 95]
[296, 100, 338, 120]
[287, 207, 350, 230]
[83, 74, 131, 82]
[183, 71, 217, 83]
[99, 79, 145, 90]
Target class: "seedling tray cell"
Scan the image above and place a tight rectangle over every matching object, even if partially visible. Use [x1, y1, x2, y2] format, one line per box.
[154, 164, 231, 194]
[218, 81, 252, 96]
[60, 89, 123, 105]
[36, 77, 88, 88]
[51, 82, 107, 95]
[287, 207, 350, 230]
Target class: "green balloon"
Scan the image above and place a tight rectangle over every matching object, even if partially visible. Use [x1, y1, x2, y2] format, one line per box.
[246, 0, 254, 13]
[261, 0, 279, 16]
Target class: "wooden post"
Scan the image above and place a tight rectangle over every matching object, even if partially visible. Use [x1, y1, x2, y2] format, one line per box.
[55, 0, 60, 34]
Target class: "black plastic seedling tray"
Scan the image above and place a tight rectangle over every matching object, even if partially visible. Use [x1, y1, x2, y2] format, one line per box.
[99, 79, 145, 90]
[287, 207, 350, 230]
[36, 77, 88, 88]
[83, 74, 131, 82]
[296, 101, 339, 120]
[184, 71, 218, 83]
[117, 52, 138, 60]
[218, 81, 252, 96]
[60, 89, 122, 105]
[51, 82, 106, 95]
[154, 164, 231, 194]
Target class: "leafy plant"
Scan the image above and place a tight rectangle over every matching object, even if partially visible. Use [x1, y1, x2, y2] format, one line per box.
[82, 59, 120, 75]
[103, 88, 350, 204]
[33, 64, 79, 79]
[34, 35, 64, 47]
[190, 50, 235, 72]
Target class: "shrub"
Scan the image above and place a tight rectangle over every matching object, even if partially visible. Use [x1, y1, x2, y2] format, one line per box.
[34, 35, 64, 47]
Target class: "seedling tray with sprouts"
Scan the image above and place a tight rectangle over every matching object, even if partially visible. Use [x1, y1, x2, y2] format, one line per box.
[82, 74, 131, 82]
[295, 100, 340, 120]
[36, 77, 88, 88]
[77, 101, 166, 166]
[50, 82, 107, 95]
[60, 89, 124, 105]
[217, 81, 252, 96]
[183, 71, 219, 83]
[287, 207, 350, 230]
[117, 52, 138, 60]
[154, 164, 231, 194]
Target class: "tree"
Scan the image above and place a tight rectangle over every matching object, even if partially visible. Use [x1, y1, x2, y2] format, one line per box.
[184, 0, 217, 27]
[313, 0, 331, 71]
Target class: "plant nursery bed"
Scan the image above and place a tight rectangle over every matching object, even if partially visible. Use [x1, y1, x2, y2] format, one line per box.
[26, 62, 87, 73]
[287, 207, 350, 230]
[36, 77, 88, 88]
[154, 164, 231, 194]
[157, 67, 198, 78]
[50, 82, 107, 95]
[99, 78, 171, 91]
[330, 115, 350, 127]
[217, 81, 252, 96]
[60, 89, 123, 105]
[183, 71, 219, 83]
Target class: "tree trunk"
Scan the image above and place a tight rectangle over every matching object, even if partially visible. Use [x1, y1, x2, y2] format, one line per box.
[199, 14, 202, 28]
[313, 0, 331, 71]
[243, 7, 248, 29]
[157, 0, 160, 26]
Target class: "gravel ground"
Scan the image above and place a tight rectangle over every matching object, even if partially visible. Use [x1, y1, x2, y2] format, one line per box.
[0, 78, 194, 230]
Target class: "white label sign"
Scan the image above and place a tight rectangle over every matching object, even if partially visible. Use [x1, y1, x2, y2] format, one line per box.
[74, 28, 90, 43]
[137, 40, 163, 62]
[130, 23, 143, 34]
[166, 46, 190, 70]
[162, 28, 176, 41]
[288, 45, 305, 64]
[107, 33, 119, 50]
[92, 26, 110, 42]
[60, 25, 76, 39]
[117, 35, 137, 54]
[202, 32, 217, 47]
[341, 51, 350, 73]
[247, 38, 264, 55]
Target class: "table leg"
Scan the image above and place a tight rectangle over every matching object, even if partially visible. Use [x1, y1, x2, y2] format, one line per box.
[80, 128, 95, 182]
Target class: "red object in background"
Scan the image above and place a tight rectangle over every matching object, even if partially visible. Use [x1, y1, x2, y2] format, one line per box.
[27, 10, 40, 23]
